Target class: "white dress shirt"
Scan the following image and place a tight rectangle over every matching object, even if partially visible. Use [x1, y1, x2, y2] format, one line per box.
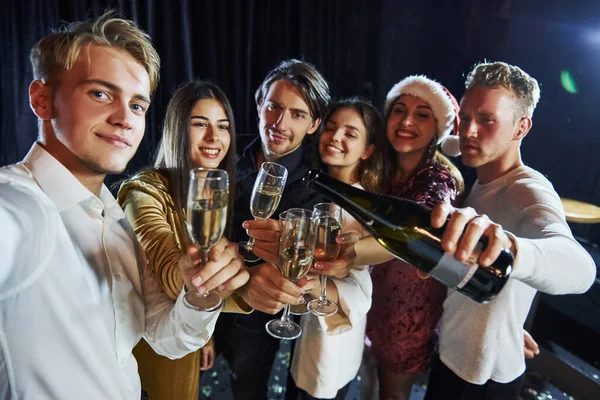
[290, 184, 373, 399]
[0, 143, 221, 400]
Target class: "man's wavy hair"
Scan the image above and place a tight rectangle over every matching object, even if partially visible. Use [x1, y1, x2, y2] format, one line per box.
[30, 10, 160, 94]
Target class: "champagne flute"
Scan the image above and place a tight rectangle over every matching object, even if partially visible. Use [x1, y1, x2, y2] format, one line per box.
[266, 208, 317, 340]
[308, 203, 342, 316]
[238, 162, 288, 262]
[279, 210, 315, 316]
[184, 168, 229, 311]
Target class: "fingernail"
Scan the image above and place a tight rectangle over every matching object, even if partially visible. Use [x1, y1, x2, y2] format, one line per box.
[218, 284, 225, 291]
[242, 221, 249, 228]
[480, 257, 490, 266]
[192, 276, 202, 287]
[446, 241, 454, 251]
[197, 286, 206, 295]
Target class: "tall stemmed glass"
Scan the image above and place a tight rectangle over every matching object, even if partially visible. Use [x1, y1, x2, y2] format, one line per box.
[308, 203, 342, 316]
[185, 168, 229, 311]
[238, 162, 288, 262]
[279, 210, 314, 316]
[266, 208, 317, 340]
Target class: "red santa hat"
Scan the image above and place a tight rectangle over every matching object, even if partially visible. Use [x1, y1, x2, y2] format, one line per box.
[384, 75, 461, 157]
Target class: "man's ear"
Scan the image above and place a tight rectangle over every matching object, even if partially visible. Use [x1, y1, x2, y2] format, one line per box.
[514, 116, 532, 141]
[29, 80, 53, 120]
[306, 118, 322, 136]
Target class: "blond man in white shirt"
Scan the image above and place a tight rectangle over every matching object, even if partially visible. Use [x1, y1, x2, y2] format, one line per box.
[0, 11, 248, 400]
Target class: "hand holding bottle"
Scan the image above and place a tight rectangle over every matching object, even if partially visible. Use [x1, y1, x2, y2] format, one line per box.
[430, 201, 516, 267]
[303, 169, 514, 303]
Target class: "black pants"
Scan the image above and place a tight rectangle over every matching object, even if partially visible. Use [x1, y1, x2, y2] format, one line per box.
[214, 311, 299, 400]
[424, 354, 525, 400]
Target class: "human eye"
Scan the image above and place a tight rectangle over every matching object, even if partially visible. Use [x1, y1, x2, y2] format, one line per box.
[130, 103, 147, 114]
[89, 90, 110, 100]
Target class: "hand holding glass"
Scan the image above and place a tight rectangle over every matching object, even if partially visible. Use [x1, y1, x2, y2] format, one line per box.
[308, 203, 342, 316]
[239, 162, 288, 262]
[266, 208, 316, 339]
[185, 168, 228, 311]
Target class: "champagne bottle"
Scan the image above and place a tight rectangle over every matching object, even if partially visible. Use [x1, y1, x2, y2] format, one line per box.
[303, 169, 513, 303]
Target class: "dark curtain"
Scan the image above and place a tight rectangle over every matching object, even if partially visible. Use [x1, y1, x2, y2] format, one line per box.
[1, 0, 599, 244]
[1, 0, 503, 171]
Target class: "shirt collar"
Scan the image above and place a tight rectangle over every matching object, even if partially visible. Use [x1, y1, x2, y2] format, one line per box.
[23, 143, 125, 221]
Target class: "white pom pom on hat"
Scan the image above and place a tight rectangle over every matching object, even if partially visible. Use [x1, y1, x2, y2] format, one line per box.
[384, 75, 461, 157]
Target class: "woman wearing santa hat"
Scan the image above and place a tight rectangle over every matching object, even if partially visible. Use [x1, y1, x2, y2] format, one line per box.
[365, 75, 464, 400]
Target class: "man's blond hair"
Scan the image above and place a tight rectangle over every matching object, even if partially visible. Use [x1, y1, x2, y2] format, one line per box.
[30, 10, 160, 94]
[465, 61, 540, 120]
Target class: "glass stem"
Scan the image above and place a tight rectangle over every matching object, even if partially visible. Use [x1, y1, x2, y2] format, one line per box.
[245, 236, 255, 250]
[319, 274, 328, 301]
[280, 304, 291, 324]
[199, 248, 210, 297]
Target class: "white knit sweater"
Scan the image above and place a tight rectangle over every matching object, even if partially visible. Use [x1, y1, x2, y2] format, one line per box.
[438, 165, 596, 384]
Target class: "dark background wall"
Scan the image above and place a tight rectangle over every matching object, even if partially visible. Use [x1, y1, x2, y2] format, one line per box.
[2, 0, 599, 244]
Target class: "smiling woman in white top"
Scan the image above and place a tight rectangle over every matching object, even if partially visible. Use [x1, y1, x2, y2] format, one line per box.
[289, 97, 387, 399]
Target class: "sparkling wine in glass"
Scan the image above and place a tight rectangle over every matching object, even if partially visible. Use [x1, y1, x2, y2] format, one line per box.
[279, 210, 316, 315]
[184, 168, 228, 311]
[266, 208, 317, 340]
[239, 162, 287, 262]
[308, 203, 342, 316]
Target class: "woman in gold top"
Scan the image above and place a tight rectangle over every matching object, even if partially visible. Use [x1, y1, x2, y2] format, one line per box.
[118, 80, 251, 400]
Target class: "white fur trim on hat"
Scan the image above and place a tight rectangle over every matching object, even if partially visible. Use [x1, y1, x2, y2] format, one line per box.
[384, 75, 456, 144]
[440, 135, 461, 157]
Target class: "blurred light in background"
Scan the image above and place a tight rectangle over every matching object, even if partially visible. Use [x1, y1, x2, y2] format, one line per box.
[560, 70, 578, 94]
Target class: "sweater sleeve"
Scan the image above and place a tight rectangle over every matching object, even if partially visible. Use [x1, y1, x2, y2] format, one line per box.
[506, 180, 596, 294]
[121, 186, 186, 301]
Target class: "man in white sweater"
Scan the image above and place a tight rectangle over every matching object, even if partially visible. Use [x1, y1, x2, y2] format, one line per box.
[424, 62, 597, 399]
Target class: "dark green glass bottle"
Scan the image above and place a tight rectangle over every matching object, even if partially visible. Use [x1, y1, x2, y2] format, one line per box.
[303, 169, 513, 303]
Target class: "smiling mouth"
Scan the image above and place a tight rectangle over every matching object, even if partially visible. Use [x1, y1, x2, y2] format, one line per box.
[96, 133, 131, 148]
[200, 148, 221, 157]
[325, 144, 343, 154]
[395, 130, 417, 138]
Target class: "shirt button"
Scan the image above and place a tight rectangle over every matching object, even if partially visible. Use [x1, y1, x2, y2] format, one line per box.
[115, 274, 122, 281]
